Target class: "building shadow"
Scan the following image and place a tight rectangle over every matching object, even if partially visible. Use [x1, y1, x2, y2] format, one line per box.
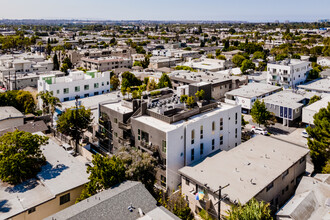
[38, 162, 69, 180]
[0, 200, 11, 213]
[4, 179, 39, 193]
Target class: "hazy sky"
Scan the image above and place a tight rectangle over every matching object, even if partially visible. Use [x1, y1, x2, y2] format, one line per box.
[1, 0, 329, 22]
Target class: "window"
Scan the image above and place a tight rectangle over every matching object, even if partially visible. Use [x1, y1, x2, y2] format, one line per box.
[102, 82, 104, 86]
[235, 128, 238, 138]
[191, 148, 195, 161]
[60, 193, 70, 205]
[141, 131, 149, 142]
[75, 86, 80, 92]
[186, 178, 190, 186]
[107, 81, 110, 85]
[94, 83, 99, 88]
[282, 170, 289, 179]
[114, 132, 118, 137]
[84, 93, 89, 97]
[235, 113, 238, 124]
[57, 90, 60, 94]
[299, 157, 305, 164]
[162, 140, 166, 153]
[63, 97, 69, 102]
[191, 130, 195, 144]
[212, 139, 215, 150]
[94, 92, 99, 96]
[114, 118, 118, 124]
[28, 207, 36, 214]
[220, 135, 223, 145]
[200, 125, 203, 139]
[285, 185, 289, 191]
[266, 182, 273, 192]
[84, 85, 89, 90]
[220, 118, 223, 130]
[138, 129, 141, 140]
[161, 175, 166, 187]
[212, 121, 215, 132]
[63, 88, 69, 94]
[200, 143, 204, 155]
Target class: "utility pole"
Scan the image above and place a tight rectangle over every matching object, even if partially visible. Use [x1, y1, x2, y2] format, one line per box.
[75, 95, 79, 154]
[214, 184, 230, 220]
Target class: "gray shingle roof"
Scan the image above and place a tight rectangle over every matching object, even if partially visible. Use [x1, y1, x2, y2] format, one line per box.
[45, 181, 158, 220]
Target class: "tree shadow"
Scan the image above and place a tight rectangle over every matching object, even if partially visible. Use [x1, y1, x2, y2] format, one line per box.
[0, 200, 11, 213]
[267, 127, 290, 135]
[5, 179, 39, 193]
[37, 162, 69, 181]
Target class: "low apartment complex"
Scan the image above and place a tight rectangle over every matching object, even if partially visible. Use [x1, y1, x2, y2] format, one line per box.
[38, 70, 110, 102]
[0, 134, 89, 220]
[99, 89, 241, 190]
[80, 56, 132, 71]
[179, 135, 309, 218]
[225, 83, 282, 113]
[169, 70, 247, 100]
[267, 59, 311, 88]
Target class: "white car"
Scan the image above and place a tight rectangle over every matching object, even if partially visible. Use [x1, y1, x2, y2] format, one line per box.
[301, 130, 309, 138]
[61, 143, 75, 156]
[251, 127, 268, 135]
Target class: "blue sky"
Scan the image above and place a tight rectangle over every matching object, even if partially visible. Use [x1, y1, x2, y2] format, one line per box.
[1, 0, 329, 22]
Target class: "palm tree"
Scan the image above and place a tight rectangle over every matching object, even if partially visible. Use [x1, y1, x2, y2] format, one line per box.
[37, 91, 52, 115]
[49, 96, 62, 127]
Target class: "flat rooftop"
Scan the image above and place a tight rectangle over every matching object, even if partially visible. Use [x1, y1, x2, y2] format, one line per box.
[133, 102, 237, 132]
[303, 95, 330, 112]
[0, 134, 89, 219]
[226, 83, 281, 99]
[179, 135, 309, 205]
[0, 106, 24, 121]
[262, 90, 316, 109]
[297, 78, 330, 93]
[103, 101, 133, 114]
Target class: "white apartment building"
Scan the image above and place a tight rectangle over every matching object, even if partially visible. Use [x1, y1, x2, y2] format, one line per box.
[80, 56, 132, 72]
[131, 102, 242, 190]
[38, 70, 110, 102]
[0, 53, 53, 89]
[317, 57, 330, 67]
[267, 59, 312, 89]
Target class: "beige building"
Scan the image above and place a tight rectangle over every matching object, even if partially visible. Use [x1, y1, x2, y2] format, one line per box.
[0, 134, 89, 220]
[179, 135, 309, 219]
[80, 56, 132, 72]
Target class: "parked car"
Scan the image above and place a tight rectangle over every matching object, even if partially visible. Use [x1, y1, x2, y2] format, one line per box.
[301, 130, 309, 138]
[251, 127, 268, 135]
[61, 143, 75, 156]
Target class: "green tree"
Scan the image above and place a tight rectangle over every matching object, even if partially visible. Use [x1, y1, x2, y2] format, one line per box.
[252, 51, 265, 60]
[121, 71, 142, 89]
[186, 96, 195, 109]
[158, 189, 194, 220]
[195, 89, 205, 101]
[0, 130, 48, 185]
[115, 147, 156, 193]
[131, 90, 139, 99]
[180, 95, 188, 103]
[56, 106, 93, 150]
[275, 53, 288, 61]
[206, 53, 214, 59]
[15, 90, 36, 114]
[60, 63, 69, 74]
[0, 90, 35, 114]
[110, 75, 120, 91]
[251, 99, 275, 127]
[37, 91, 61, 116]
[216, 54, 226, 60]
[226, 198, 272, 220]
[322, 160, 330, 174]
[232, 54, 246, 67]
[53, 53, 60, 70]
[158, 73, 172, 89]
[147, 78, 157, 91]
[306, 103, 330, 173]
[242, 115, 249, 128]
[77, 154, 126, 202]
[240, 59, 256, 74]
[309, 95, 321, 105]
